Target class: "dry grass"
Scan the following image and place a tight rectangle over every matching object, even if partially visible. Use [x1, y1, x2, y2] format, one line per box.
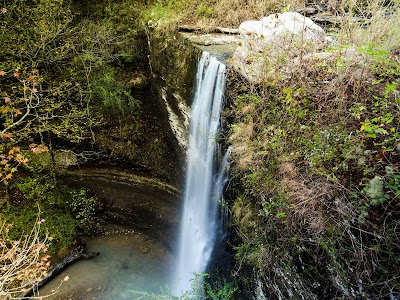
[280, 163, 330, 235]
[196, 0, 305, 27]
[230, 123, 256, 170]
[147, 0, 306, 28]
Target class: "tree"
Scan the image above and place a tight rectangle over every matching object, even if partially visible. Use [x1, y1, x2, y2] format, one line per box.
[0, 0, 143, 150]
[0, 214, 69, 299]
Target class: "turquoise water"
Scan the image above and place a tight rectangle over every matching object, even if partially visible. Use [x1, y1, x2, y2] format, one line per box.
[39, 231, 173, 300]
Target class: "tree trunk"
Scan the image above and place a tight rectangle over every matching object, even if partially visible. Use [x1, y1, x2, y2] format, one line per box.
[20, 244, 99, 299]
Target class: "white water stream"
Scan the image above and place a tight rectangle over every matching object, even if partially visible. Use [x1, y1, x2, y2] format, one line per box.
[173, 52, 228, 295]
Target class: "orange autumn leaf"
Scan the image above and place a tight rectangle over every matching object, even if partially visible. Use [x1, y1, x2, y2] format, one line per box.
[5, 173, 12, 180]
[0, 133, 12, 139]
[30, 144, 49, 154]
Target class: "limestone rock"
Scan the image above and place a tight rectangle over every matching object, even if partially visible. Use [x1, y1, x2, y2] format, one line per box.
[54, 150, 78, 169]
[233, 12, 327, 83]
[296, 6, 319, 16]
[127, 72, 149, 90]
[180, 32, 240, 46]
[239, 12, 325, 45]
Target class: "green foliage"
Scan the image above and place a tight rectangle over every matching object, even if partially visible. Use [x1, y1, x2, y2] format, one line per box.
[0, 0, 145, 146]
[3, 204, 79, 253]
[3, 169, 99, 252]
[228, 2, 400, 298]
[0, 0, 73, 64]
[93, 68, 141, 116]
[196, 3, 213, 17]
[204, 277, 238, 300]
[143, 0, 305, 28]
[144, 1, 183, 25]
[386, 173, 400, 196]
[1, 0, 145, 255]
[66, 188, 97, 223]
[14, 174, 98, 225]
[0, 0, 89, 143]
[131, 273, 237, 300]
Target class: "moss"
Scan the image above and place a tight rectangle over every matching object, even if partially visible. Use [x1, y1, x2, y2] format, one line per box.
[365, 176, 385, 199]
[3, 171, 99, 254]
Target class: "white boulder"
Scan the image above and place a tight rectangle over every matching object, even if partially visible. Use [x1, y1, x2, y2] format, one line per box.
[233, 12, 327, 83]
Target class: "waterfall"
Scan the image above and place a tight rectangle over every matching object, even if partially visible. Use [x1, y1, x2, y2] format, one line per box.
[173, 52, 228, 295]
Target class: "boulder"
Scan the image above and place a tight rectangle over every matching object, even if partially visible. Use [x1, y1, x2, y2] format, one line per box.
[54, 149, 78, 169]
[233, 12, 327, 83]
[127, 72, 150, 90]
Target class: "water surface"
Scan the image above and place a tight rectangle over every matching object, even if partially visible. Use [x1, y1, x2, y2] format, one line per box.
[40, 231, 173, 300]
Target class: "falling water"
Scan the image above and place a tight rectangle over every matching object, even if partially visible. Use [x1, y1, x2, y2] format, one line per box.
[173, 52, 228, 295]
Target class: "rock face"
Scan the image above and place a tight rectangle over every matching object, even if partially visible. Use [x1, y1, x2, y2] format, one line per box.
[148, 30, 199, 154]
[179, 32, 240, 46]
[233, 12, 327, 83]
